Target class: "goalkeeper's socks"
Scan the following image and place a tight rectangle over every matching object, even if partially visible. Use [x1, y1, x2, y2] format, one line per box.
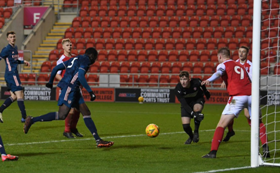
[259, 122, 268, 145]
[0, 97, 14, 113]
[183, 124, 193, 138]
[83, 116, 101, 140]
[211, 127, 224, 151]
[17, 99, 27, 119]
[194, 120, 200, 133]
[0, 135, 7, 155]
[32, 112, 57, 123]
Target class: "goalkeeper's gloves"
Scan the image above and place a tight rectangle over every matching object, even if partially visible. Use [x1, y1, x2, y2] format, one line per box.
[46, 83, 53, 89]
[205, 90, 211, 100]
[89, 91, 96, 101]
[192, 112, 204, 122]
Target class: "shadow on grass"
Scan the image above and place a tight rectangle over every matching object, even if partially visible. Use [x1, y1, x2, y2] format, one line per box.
[15, 152, 62, 157]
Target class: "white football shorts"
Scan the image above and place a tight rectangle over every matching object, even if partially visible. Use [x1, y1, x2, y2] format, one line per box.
[222, 95, 251, 118]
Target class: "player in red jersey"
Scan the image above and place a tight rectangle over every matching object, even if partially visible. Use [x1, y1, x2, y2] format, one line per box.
[55, 39, 83, 138]
[221, 46, 269, 157]
[201, 47, 253, 158]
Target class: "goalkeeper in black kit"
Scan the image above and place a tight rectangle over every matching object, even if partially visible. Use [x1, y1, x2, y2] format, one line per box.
[175, 71, 211, 144]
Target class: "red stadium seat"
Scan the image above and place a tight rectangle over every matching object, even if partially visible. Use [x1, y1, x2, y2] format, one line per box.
[172, 27, 182, 39]
[193, 27, 203, 38]
[72, 17, 81, 27]
[139, 16, 149, 27]
[196, 38, 207, 50]
[138, 75, 149, 86]
[145, 39, 155, 50]
[150, 62, 161, 74]
[83, 27, 93, 38]
[120, 62, 130, 73]
[137, 50, 147, 61]
[89, 6, 98, 17]
[3, 8, 12, 19]
[110, 17, 119, 27]
[166, 5, 176, 16]
[115, 39, 125, 50]
[64, 27, 75, 38]
[108, 6, 117, 16]
[129, 16, 139, 27]
[175, 39, 185, 50]
[149, 16, 159, 27]
[103, 28, 113, 38]
[81, 17, 91, 27]
[122, 28, 132, 38]
[176, 5, 186, 16]
[117, 6, 127, 16]
[105, 39, 115, 50]
[100, 61, 110, 73]
[148, 75, 159, 87]
[189, 50, 200, 62]
[217, 38, 228, 48]
[140, 62, 150, 73]
[91, 17, 101, 27]
[220, 16, 230, 27]
[132, 28, 142, 38]
[186, 38, 196, 50]
[182, 62, 193, 72]
[118, 50, 128, 61]
[156, 5, 166, 16]
[235, 26, 245, 38]
[189, 16, 199, 27]
[49, 49, 60, 61]
[182, 27, 193, 38]
[161, 62, 171, 73]
[203, 27, 214, 38]
[93, 28, 103, 38]
[216, 4, 226, 15]
[142, 27, 152, 38]
[231, 15, 242, 27]
[98, 6, 108, 16]
[213, 27, 224, 38]
[158, 50, 168, 62]
[107, 50, 117, 61]
[136, 6, 146, 16]
[206, 4, 216, 16]
[186, 5, 196, 16]
[134, 39, 144, 50]
[209, 15, 220, 27]
[199, 16, 210, 27]
[178, 50, 189, 62]
[241, 15, 252, 27]
[171, 62, 182, 73]
[200, 50, 211, 62]
[168, 50, 179, 61]
[227, 4, 237, 15]
[196, 5, 206, 16]
[110, 62, 120, 73]
[160, 75, 170, 87]
[98, 50, 108, 61]
[224, 27, 235, 38]
[162, 27, 172, 38]
[170, 75, 179, 87]
[147, 5, 156, 16]
[79, 6, 89, 17]
[169, 16, 179, 27]
[127, 50, 137, 61]
[147, 50, 158, 61]
[207, 38, 217, 50]
[237, 4, 248, 15]
[76, 38, 86, 49]
[158, 16, 169, 27]
[228, 38, 239, 50]
[165, 39, 175, 50]
[86, 38, 95, 48]
[112, 27, 122, 38]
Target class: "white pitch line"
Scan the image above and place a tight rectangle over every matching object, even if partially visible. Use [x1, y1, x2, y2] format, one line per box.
[6, 129, 250, 147]
[193, 166, 252, 173]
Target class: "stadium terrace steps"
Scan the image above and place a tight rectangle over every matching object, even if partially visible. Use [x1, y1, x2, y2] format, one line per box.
[43, 0, 64, 14]
[22, 22, 71, 73]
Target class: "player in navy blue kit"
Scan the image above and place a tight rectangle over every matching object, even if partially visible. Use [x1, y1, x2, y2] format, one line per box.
[24, 48, 114, 148]
[175, 71, 211, 144]
[0, 31, 30, 123]
[0, 135, 18, 161]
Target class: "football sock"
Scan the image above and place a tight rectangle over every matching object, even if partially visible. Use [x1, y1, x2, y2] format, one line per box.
[83, 116, 100, 140]
[194, 119, 200, 133]
[0, 135, 7, 155]
[247, 118, 251, 126]
[70, 111, 80, 129]
[0, 97, 14, 113]
[183, 124, 193, 138]
[227, 119, 234, 132]
[64, 113, 72, 132]
[211, 126, 224, 151]
[17, 99, 27, 119]
[33, 112, 58, 123]
[259, 122, 268, 145]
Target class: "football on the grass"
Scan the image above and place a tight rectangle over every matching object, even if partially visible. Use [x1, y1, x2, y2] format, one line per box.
[138, 96, 144, 103]
[145, 124, 160, 137]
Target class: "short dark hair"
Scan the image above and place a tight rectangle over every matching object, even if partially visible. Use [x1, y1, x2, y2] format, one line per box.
[239, 46, 249, 53]
[7, 31, 15, 37]
[218, 47, 230, 57]
[179, 71, 189, 78]
[85, 47, 98, 57]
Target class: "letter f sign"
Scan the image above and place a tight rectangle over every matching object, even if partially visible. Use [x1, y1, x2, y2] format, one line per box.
[34, 13, 40, 23]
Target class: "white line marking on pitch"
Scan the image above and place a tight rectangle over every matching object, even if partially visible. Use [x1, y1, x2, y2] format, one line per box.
[193, 166, 252, 173]
[6, 129, 250, 146]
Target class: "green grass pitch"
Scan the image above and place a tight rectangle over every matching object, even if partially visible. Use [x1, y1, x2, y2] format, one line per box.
[0, 101, 279, 173]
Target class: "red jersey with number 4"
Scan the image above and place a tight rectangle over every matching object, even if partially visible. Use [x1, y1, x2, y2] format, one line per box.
[216, 60, 251, 96]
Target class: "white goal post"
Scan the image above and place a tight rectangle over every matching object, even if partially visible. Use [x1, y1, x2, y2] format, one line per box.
[251, 0, 280, 167]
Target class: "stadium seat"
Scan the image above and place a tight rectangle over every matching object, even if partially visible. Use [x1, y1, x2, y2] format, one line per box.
[100, 61, 110, 73]
[98, 50, 108, 61]
[139, 16, 149, 27]
[41, 61, 51, 72]
[193, 62, 204, 74]
[157, 0, 165, 5]
[271, 3, 280, 16]
[142, 27, 152, 38]
[189, 16, 199, 27]
[37, 74, 48, 85]
[162, 27, 172, 38]
[147, 50, 158, 61]
[186, 38, 196, 50]
[218, 38, 228, 48]
[87, 74, 99, 86]
[140, 62, 150, 73]
[170, 75, 179, 87]
[86, 38, 95, 48]
[172, 27, 182, 39]
[129, 16, 139, 27]
[209, 40, 221, 53]
[115, 39, 125, 50]
[216, 4, 226, 15]
[179, 16, 189, 27]
[156, 5, 166, 16]
[178, 50, 188, 62]
[200, 50, 210, 62]
[89, 6, 98, 17]
[91, 17, 101, 27]
[171, 62, 182, 73]
[235, 26, 245, 38]
[227, 4, 237, 15]
[117, 50, 128, 61]
[213, 27, 224, 38]
[224, 27, 235, 38]
[186, 5, 196, 16]
[110, 17, 119, 27]
[166, 5, 176, 16]
[220, 16, 230, 27]
[197, 0, 206, 5]
[147, 5, 156, 16]
[134, 39, 144, 50]
[110, 62, 120, 73]
[168, 50, 179, 61]
[108, 6, 117, 16]
[3, 8, 12, 19]
[27, 74, 36, 85]
[138, 75, 149, 87]
[149, 16, 159, 27]
[105, 39, 115, 50]
[196, 5, 206, 16]
[112, 27, 122, 38]
[203, 62, 215, 74]
[120, 62, 130, 73]
[79, 6, 89, 17]
[209, 15, 220, 27]
[241, 15, 252, 27]
[199, 16, 209, 27]
[158, 50, 168, 62]
[145, 39, 155, 50]
[160, 75, 170, 87]
[193, 27, 203, 38]
[161, 62, 171, 73]
[137, 50, 147, 61]
[74, 27, 83, 38]
[239, 38, 251, 47]
[72, 17, 81, 27]
[159, 16, 169, 27]
[95, 39, 105, 49]
[120, 74, 128, 86]
[150, 62, 161, 74]
[231, 15, 242, 27]
[128, 6, 137, 16]
[102, 28, 112, 38]
[274, 63, 280, 74]
[127, 50, 137, 61]
[228, 38, 239, 49]
[100, 17, 110, 27]
[176, 5, 186, 16]
[92, 28, 102, 38]
[84, 27, 93, 38]
[169, 16, 179, 27]
[122, 28, 132, 38]
[189, 50, 200, 61]
[49, 49, 60, 61]
[206, 4, 216, 16]
[64, 27, 75, 38]
[203, 27, 214, 38]
[196, 38, 207, 50]
[98, 6, 108, 16]
[76, 38, 86, 49]
[182, 62, 193, 72]
[165, 39, 175, 50]
[117, 6, 127, 16]
[182, 27, 193, 38]
[175, 39, 186, 50]
[136, 6, 146, 16]
[148, 75, 159, 87]
[132, 28, 142, 38]
[118, 0, 127, 6]
[237, 4, 248, 15]
[81, 17, 91, 27]
[107, 50, 117, 61]
[210, 50, 218, 62]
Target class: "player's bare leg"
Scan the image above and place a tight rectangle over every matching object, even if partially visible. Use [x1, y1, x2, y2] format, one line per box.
[79, 103, 113, 148]
[192, 104, 204, 143]
[182, 117, 193, 144]
[203, 114, 235, 158]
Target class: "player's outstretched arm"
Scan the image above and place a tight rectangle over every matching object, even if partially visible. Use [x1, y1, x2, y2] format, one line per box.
[46, 63, 66, 88]
[201, 84, 211, 100]
[78, 68, 96, 101]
